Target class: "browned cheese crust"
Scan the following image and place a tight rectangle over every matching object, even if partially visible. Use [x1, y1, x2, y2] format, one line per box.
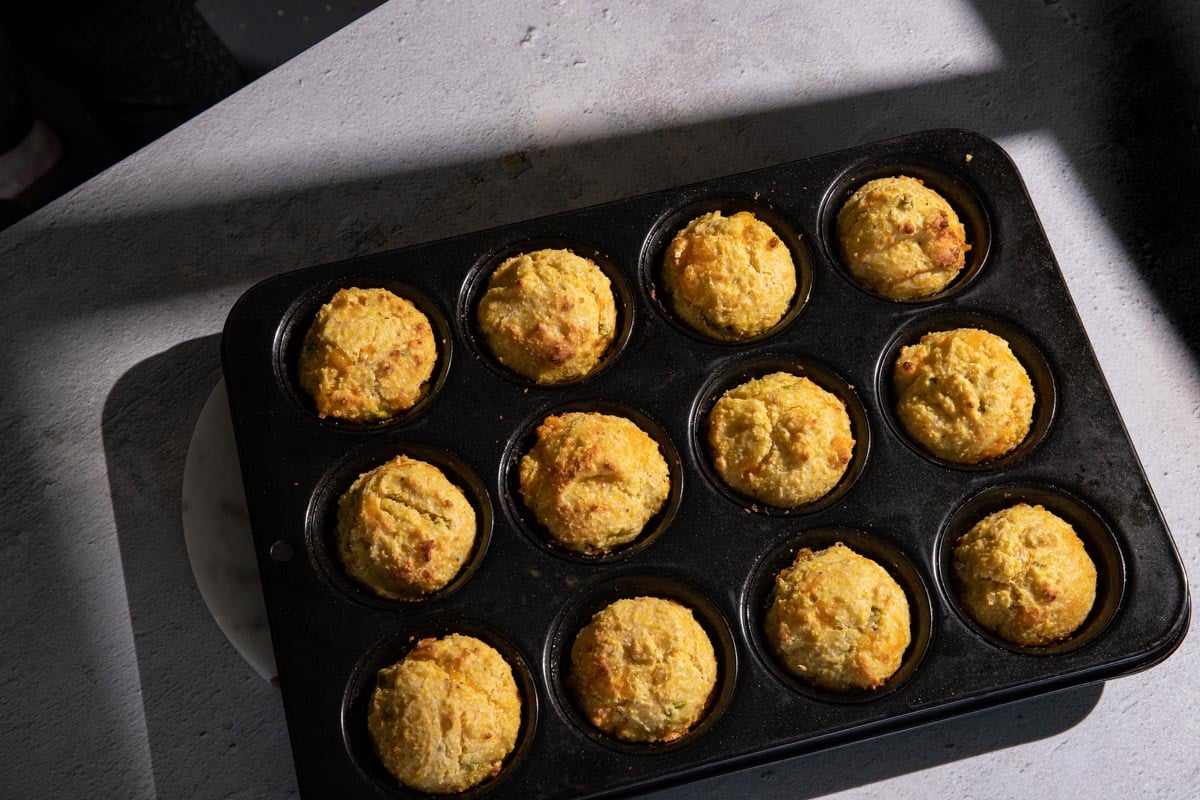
[337, 455, 476, 599]
[477, 248, 617, 384]
[765, 543, 911, 691]
[570, 597, 718, 742]
[519, 412, 670, 554]
[368, 634, 521, 793]
[894, 328, 1035, 464]
[837, 175, 970, 300]
[299, 287, 437, 422]
[954, 503, 1097, 646]
[662, 210, 796, 340]
[707, 372, 854, 508]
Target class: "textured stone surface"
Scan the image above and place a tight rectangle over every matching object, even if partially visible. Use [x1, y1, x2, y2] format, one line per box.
[0, 1, 1196, 798]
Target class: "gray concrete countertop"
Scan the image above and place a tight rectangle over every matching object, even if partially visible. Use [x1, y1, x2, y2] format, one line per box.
[1, 1, 1196, 797]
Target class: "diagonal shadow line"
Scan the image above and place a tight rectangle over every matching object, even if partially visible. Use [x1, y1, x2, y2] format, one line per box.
[0, 80, 1043, 795]
[0, 67, 1033, 319]
[4, 3, 1198, 361]
[965, 0, 1200, 353]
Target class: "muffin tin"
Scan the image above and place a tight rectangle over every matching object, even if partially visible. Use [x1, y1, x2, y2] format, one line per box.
[221, 128, 1190, 800]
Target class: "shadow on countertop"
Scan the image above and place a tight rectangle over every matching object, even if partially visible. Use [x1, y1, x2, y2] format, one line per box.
[4, 2, 1199, 358]
[100, 334, 298, 800]
[0, 1, 388, 230]
[644, 683, 1104, 800]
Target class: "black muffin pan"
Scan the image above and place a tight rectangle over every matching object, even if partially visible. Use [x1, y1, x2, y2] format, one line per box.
[221, 129, 1190, 800]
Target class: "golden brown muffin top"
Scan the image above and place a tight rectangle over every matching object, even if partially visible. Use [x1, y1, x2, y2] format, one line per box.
[707, 372, 854, 508]
[519, 411, 670, 554]
[337, 455, 476, 599]
[662, 210, 796, 340]
[894, 328, 1035, 464]
[765, 543, 911, 692]
[837, 176, 970, 300]
[368, 634, 521, 793]
[954, 503, 1097, 646]
[570, 597, 718, 743]
[298, 287, 438, 422]
[477, 248, 617, 384]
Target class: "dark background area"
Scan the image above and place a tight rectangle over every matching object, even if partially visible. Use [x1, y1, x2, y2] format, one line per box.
[0, 0, 383, 228]
[196, 0, 385, 79]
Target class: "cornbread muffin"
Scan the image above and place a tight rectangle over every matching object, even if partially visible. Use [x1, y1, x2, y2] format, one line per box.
[662, 210, 796, 340]
[707, 372, 854, 508]
[337, 455, 476, 599]
[765, 543, 911, 692]
[893, 328, 1035, 464]
[837, 176, 970, 300]
[570, 597, 718, 743]
[299, 287, 438, 422]
[519, 412, 670, 554]
[954, 503, 1097, 646]
[476, 249, 618, 384]
[368, 634, 521, 793]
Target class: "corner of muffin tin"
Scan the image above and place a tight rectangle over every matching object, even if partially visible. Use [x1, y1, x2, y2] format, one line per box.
[220, 129, 1190, 800]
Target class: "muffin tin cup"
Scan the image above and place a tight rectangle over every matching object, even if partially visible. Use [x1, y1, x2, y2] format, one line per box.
[275, 276, 454, 431]
[935, 483, 1127, 657]
[306, 441, 494, 608]
[876, 311, 1057, 471]
[543, 572, 738, 755]
[639, 195, 815, 345]
[222, 129, 1190, 800]
[690, 353, 871, 515]
[743, 528, 934, 704]
[500, 399, 684, 564]
[458, 237, 636, 389]
[341, 620, 540, 799]
[819, 157, 992, 303]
